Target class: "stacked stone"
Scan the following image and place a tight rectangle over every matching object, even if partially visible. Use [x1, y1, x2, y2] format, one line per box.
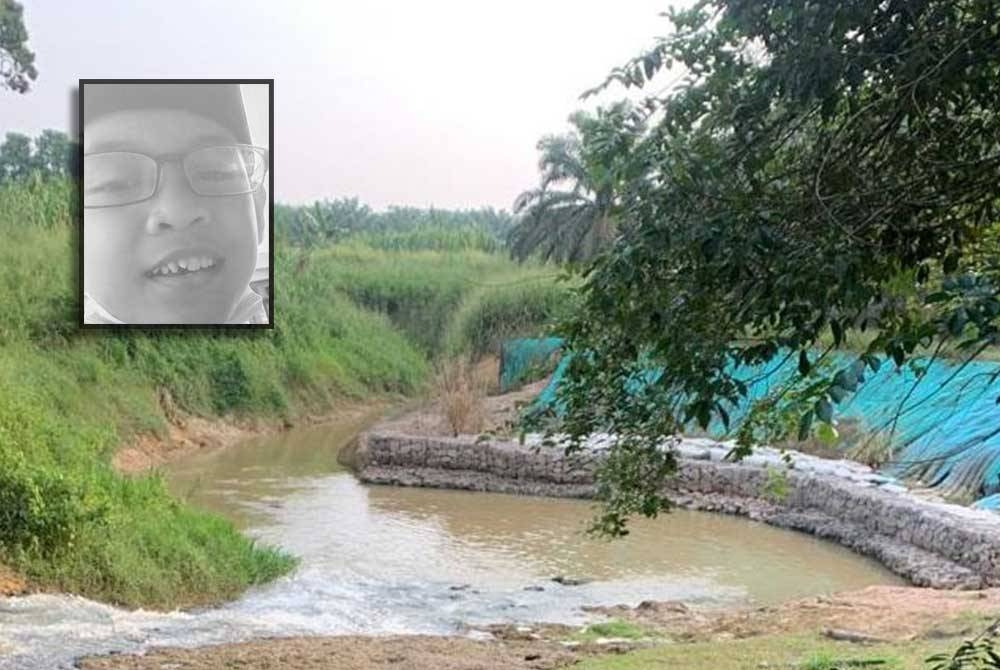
[355, 431, 1000, 589]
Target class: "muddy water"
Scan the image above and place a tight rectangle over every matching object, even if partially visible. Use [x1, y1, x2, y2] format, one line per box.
[0, 413, 903, 669]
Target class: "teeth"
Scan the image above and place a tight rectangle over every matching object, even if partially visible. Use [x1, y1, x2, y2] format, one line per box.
[151, 256, 217, 276]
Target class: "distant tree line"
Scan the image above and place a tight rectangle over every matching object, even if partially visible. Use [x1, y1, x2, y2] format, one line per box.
[275, 197, 515, 250]
[0, 130, 79, 183]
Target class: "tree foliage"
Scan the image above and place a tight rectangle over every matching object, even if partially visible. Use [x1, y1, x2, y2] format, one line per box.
[547, 0, 1000, 534]
[508, 104, 644, 264]
[925, 617, 1000, 669]
[0, 130, 78, 182]
[275, 197, 513, 249]
[0, 0, 36, 94]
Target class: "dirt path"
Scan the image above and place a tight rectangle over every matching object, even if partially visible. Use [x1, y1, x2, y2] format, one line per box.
[583, 585, 1000, 643]
[75, 635, 581, 670]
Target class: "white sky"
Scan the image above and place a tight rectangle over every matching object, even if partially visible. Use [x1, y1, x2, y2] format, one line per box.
[2, 1, 681, 210]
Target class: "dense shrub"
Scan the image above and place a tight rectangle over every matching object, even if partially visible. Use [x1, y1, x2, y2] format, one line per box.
[445, 281, 575, 359]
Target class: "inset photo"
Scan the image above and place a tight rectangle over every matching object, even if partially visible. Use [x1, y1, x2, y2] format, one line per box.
[80, 79, 273, 326]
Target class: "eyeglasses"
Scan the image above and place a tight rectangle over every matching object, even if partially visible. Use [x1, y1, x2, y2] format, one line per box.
[83, 144, 269, 208]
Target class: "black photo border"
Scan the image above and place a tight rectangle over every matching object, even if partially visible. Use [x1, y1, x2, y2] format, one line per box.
[78, 78, 275, 330]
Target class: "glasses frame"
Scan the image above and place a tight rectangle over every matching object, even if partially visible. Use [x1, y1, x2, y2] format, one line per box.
[83, 143, 270, 209]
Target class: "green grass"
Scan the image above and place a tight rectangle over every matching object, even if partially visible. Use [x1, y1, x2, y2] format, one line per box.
[350, 222, 503, 253]
[443, 279, 575, 359]
[573, 619, 654, 642]
[300, 241, 568, 356]
[0, 178, 566, 609]
[574, 631, 958, 670]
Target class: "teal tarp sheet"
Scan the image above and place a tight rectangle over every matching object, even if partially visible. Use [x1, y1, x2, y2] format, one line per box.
[498, 337, 564, 393]
[511, 338, 1000, 506]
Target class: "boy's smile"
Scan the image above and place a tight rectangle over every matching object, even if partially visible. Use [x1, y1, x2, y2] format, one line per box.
[146, 248, 224, 279]
[83, 108, 259, 324]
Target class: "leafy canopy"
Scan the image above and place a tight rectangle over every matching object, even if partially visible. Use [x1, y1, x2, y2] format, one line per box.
[0, 130, 78, 182]
[508, 103, 645, 265]
[0, 0, 36, 94]
[546, 0, 1000, 535]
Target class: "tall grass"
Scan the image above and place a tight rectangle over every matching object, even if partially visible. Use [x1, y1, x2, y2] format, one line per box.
[433, 357, 486, 437]
[444, 280, 576, 359]
[306, 240, 567, 356]
[351, 223, 502, 253]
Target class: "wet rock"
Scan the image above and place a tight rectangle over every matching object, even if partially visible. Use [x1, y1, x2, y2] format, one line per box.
[822, 627, 889, 644]
[637, 600, 689, 614]
[923, 625, 974, 640]
[552, 575, 591, 586]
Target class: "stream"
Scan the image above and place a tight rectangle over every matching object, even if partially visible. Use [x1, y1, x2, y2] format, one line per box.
[0, 411, 903, 669]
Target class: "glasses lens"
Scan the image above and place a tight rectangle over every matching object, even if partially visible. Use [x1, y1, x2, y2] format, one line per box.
[83, 153, 157, 207]
[185, 146, 266, 196]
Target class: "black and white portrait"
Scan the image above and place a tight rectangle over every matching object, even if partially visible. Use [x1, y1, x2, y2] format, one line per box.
[80, 80, 272, 326]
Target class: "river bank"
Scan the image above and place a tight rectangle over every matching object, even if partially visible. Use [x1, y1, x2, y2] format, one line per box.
[70, 388, 1000, 669]
[74, 585, 1000, 669]
[0, 400, 391, 601]
[114, 400, 389, 475]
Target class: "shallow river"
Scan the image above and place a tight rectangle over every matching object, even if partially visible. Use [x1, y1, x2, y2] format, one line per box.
[0, 411, 903, 669]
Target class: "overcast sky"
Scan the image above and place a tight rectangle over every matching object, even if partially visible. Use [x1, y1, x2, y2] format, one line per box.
[3, 1, 679, 210]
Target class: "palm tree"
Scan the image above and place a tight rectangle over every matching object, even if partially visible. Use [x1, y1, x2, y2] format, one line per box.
[509, 107, 635, 264]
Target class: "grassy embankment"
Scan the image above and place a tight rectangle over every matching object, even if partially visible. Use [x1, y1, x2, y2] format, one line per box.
[0, 178, 568, 609]
[580, 634, 964, 670]
[577, 620, 992, 670]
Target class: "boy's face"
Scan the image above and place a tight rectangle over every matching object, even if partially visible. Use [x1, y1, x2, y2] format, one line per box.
[83, 108, 259, 324]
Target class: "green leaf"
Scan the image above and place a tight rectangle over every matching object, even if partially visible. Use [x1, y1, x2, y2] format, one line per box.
[797, 410, 814, 441]
[924, 291, 951, 304]
[696, 402, 711, 430]
[830, 319, 844, 346]
[815, 422, 839, 445]
[863, 354, 881, 373]
[948, 308, 968, 336]
[832, 368, 858, 392]
[798, 349, 811, 375]
[815, 398, 834, 423]
[891, 346, 905, 367]
[828, 385, 848, 403]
